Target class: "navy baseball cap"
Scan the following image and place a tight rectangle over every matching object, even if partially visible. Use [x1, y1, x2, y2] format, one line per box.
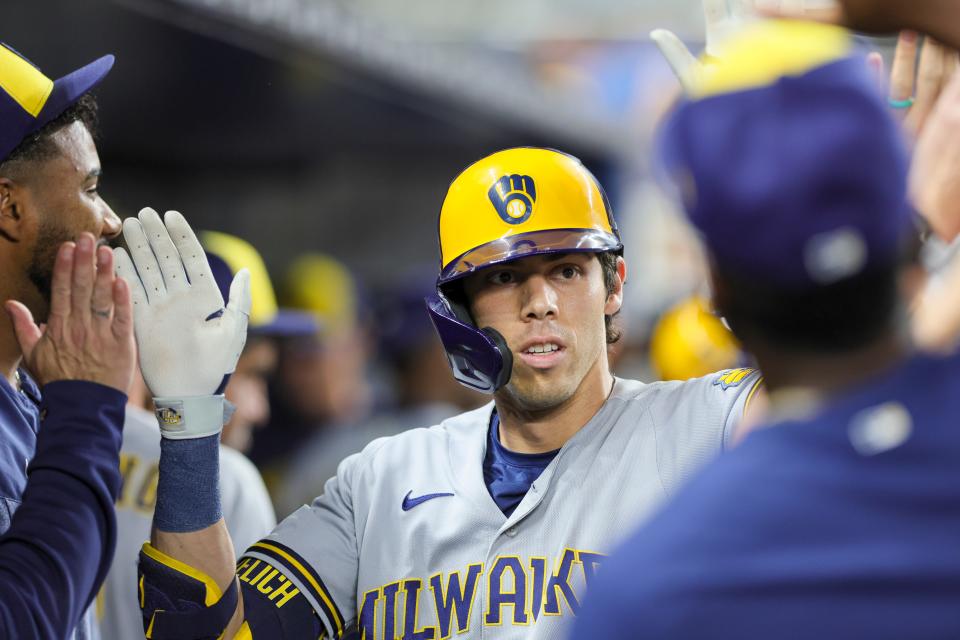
[658, 21, 915, 291]
[201, 231, 319, 338]
[0, 43, 114, 162]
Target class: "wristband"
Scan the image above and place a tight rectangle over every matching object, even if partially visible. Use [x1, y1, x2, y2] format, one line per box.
[154, 395, 226, 440]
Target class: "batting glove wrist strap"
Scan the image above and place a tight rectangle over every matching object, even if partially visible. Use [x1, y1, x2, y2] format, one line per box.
[154, 395, 226, 440]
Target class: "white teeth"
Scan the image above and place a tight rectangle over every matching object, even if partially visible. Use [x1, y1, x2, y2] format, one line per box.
[526, 343, 559, 354]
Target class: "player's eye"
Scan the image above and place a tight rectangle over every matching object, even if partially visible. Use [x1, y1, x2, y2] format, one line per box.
[556, 265, 580, 279]
[487, 270, 515, 285]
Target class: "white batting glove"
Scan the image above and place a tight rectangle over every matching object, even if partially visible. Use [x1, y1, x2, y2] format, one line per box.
[114, 208, 250, 439]
[651, 0, 763, 94]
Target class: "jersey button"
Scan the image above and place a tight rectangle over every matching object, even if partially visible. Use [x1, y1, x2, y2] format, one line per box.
[506, 526, 519, 537]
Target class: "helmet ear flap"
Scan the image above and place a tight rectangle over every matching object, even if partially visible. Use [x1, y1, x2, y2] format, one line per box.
[425, 292, 512, 394]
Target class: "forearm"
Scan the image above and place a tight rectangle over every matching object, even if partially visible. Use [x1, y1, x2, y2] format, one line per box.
[146, 432, 244, 637]
[151, 433, 237, 587]
[839, 0, 960, 49]
[0, 382, 125, 636]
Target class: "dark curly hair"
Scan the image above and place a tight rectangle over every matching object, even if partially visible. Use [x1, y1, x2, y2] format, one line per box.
[1, 93, 99, 172]
[597, 250, 623, 345]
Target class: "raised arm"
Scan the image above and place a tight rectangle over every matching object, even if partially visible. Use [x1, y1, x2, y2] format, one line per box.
[114, 208, 251, 637]
[0, 237, 134, 636]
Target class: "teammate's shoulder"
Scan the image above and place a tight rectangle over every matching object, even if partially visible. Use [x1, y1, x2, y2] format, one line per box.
[218, 443, 262, 480]
[120, 405, 163, 453]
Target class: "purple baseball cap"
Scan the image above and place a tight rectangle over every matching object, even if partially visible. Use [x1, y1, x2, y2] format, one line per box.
[0, 42, 114, 162]
[657, 25, 916, 291]
[206, 249, 319, 338]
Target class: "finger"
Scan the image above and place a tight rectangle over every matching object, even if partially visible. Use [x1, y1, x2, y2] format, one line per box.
[908, 38, 947, 134]
[225, 268, 252, 318]
[866, 52, 886, 90]
[703, 0, 732, 53]
[139, 207, 189, 294]
[651, 29, 701, 94]
[222, 269, 251, 374]
[122, 212, 165, 302]
[49, 242, 75, 322]
[4, 300, 42, 359]
[164, 210, 221, 302]
[113, 247, 149, 312]
[91, 246, 115, 323]
[111, 277, 134, 342]
[940, 50, 959, 95]
[70, 232, 97, 318]
[890, 31, 919, 101]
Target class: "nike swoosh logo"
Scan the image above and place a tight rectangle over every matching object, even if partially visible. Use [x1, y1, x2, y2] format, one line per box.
[402, 490, 454, 512]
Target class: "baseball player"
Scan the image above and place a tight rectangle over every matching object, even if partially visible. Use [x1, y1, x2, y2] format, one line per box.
[118, 145, 764, 639]
[99, 232, 315, 639]
[0, 44, 135, 638]
[574, 20, 960, 638]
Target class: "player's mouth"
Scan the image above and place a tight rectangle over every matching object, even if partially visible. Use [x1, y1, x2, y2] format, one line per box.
[517, 337, 566, 369]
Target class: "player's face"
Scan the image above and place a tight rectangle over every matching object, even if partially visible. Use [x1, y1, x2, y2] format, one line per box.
[12, 122, 122, 321]
[464, 253, 623, 411]
[224, 337, 278, 453]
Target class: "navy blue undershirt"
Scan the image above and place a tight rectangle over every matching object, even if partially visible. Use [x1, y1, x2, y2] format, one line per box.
[483, 412, 559, 517]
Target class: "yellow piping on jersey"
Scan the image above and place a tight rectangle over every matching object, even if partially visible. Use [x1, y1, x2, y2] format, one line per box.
[743, 375, 765, 418]
[250, 541, 345, 637]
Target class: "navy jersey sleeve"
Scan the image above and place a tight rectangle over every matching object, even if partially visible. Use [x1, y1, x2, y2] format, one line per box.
[0, 381, 125, 638]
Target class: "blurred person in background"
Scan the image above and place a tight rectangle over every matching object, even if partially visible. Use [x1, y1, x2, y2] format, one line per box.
[276, 268, 486, 517]
[250, 252, 373, 488]
[648, 295, 743, 381]
[576, 20, 960, 638]
[0, 43, 136, 639]
[201, 231, 320, 453]
[99, 230, 313, 639]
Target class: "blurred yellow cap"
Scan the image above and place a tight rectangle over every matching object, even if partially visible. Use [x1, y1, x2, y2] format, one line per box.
[650, 296, 741, 381]
[200, 231, 318, 336]
[280, 253, 357, 335]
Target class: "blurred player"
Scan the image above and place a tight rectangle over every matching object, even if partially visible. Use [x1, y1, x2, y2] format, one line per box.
[122, 143, 765, 639]
[275, 270, 486, 517]
[649, 295, 742, 381]
[0, 43, 136, 639]
[574, 21, 960, 638]
[98, 231, 312, 639]
[251, 252, 373, 479]
[201, 232, 320, 453]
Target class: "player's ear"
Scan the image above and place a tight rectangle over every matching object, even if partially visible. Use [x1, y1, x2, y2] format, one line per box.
[0, 176, 28, 243]
[603, 256, 626, 316]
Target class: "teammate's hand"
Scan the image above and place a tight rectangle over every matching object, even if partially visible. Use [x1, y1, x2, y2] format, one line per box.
[879, 32, 960, 138]
[910, 69, 960, 241]
[114, 208, 250, 399]
[652, 0, 853, 95]
[5, 233, 136, 392]
[653, 0, 810, 94]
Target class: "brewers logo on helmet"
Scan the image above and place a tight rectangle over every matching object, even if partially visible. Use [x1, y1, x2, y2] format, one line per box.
[426, 147, 622, 393]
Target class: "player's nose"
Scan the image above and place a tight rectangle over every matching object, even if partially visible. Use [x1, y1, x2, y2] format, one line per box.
[521, 275, 558, 321]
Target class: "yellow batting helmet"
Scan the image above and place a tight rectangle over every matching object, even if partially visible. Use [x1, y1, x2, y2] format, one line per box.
[437, 147, 622, 284]
[427, 147, 622, 393]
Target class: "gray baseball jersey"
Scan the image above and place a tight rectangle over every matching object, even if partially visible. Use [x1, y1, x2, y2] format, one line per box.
[99, 406, 276, 640]
[240, 370, 761, 639]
